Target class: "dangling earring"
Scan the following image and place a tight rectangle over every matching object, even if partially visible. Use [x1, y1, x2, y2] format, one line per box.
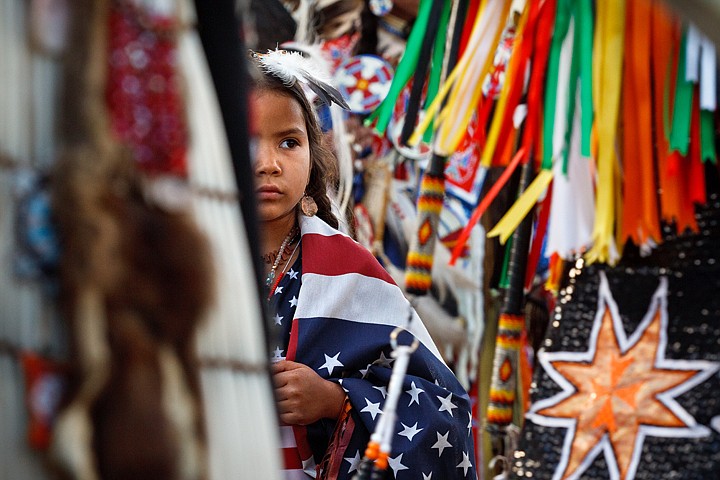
[300, 193, 317, 217]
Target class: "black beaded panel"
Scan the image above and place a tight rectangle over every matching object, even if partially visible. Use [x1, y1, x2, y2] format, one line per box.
[512, 196, 720, 480]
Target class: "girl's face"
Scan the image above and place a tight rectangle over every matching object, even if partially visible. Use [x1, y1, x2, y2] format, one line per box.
[251, 90, 312, 224]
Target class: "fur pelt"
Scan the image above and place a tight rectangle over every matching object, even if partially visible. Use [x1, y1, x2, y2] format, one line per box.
[50, 0, 212, 478]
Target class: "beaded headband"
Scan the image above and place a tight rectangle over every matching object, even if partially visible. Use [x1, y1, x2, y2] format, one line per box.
[250, 49, 350, 110]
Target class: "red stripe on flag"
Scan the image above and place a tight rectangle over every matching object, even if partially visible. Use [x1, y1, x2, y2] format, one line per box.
[282, 447, 303, 470]
[302, 233, 396, 284]
[293, 425, 315, 472]
[287, 319, 299, 361]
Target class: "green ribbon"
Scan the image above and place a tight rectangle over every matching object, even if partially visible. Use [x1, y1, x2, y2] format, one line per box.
[577, 0, 593, 157]
[560, 0, 593, 175]
[423, 0, 453, 143]
[669, 28, 693, 156]
[700, 108, 717, 164]
[561, 5, 580, 175]
[365, 0, 434, 134]
[498, 235, 513, 290]
[541, 0, 568, 171]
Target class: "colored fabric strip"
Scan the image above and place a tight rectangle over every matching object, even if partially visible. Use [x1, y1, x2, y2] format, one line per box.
[699, 36, 716, 111]
[541, 0, 571, 171]
[620, 0, 660, 247]
[487, 169, 553, 244]
[420, 0, 454, 143]
[650, 3, 681, 225]
[524, 184, 552, 291]
[449, 147, 527, 265]
[685, 24, 701, 82]
[577, 0, 594, 157]
[436, 0, 505, 154]
[561, 11, 580, 176]
[689, 93, 707, 206]
[519, 0, 557, 157]
[545, 95, 595, 259]
[430, 0, 473, 148]
[484, 0, 557, 245]
[366, 0, 434, 134]
[428, 0, 511, 154]
[478, 1, 532, 169]
[669, 28, 693, 156]
[399, 0, 446, 146]
[700, 108, 717, 164]
[586, 0, 625, 265]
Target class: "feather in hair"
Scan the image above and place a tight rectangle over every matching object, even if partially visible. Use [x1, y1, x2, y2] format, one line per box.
[254, 49, 350, 109]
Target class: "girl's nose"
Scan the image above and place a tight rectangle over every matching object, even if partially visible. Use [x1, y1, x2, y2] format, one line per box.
[253, 144, 281, 176]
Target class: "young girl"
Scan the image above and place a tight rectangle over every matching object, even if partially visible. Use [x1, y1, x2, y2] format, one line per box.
[251, 50, 477, 479]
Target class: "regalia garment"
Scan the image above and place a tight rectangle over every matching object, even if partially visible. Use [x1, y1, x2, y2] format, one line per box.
[275, 215, 477, 479]
[514, 201, 720, 480]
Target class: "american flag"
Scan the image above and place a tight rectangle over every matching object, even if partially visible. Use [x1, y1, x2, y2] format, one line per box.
[284, 215, 477, 479]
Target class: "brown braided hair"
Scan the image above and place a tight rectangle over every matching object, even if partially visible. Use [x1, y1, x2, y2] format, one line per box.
[251, 60, 339, 229]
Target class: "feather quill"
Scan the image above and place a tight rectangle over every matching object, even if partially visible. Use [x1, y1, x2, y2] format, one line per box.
[255, 49, 349, 109]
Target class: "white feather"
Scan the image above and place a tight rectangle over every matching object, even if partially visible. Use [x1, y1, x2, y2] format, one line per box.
[256, 49, 348, 110]
[258, 49, 330, 87]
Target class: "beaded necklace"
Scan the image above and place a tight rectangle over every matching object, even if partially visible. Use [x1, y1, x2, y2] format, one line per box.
[264, 226, 299, 289]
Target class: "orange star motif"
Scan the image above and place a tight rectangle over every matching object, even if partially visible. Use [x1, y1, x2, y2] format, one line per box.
[528, 273, 719, 480]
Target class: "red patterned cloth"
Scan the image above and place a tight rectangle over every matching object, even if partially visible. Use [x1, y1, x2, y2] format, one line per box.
[105, 1, 188, 177]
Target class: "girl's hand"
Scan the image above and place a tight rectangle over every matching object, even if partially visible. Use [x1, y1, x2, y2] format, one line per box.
[272, 360, 346, 425]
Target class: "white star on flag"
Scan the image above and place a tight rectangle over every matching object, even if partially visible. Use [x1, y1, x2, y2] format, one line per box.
[274, 285, 283, 295]
[320, 352, 344, 376]
[406, 381, 425, 406]
[287, 268, 299, 279]
[272, 346, 284, 362]
[388, 453, 409, 476]
[373, 385, 388, 398]
[422, 473, 433, 480]
[344, 450, 362, 473]
[456, 451, 473, 476]
[398, 422, 423, 441]
[289, 295, 298, 307]
[467, 411, 473, 435]
[431, 431, 452, 456]
[273, 314, 283, 326]
[373, 351, 394, 368]
[437, 392, 458, 417]
[360, 398, 382, 420]
[359, 363, 372, 378]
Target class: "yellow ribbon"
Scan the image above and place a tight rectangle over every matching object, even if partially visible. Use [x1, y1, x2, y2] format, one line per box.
[487, 169, 554, 244]
[585, 0, 625, 265]
[407, 0, 489, 147]
[407, 0, 512, 154]
[479, 5, 530, 168]
[436, 0, 511, 155]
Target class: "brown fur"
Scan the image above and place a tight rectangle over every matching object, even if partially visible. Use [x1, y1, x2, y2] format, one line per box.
[50, 0, 212, 478]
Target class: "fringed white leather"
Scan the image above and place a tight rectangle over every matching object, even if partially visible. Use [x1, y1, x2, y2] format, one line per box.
[177, 1, 283, 478]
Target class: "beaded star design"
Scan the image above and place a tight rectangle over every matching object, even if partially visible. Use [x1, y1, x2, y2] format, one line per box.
[527, 271, 719, 480]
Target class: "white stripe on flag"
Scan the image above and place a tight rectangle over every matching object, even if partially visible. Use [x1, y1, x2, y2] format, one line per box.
[279, 425, 297, 448]
[296, 272, 446, 365]
[283, 469, 312, 480]
[300, 214, 352, 239]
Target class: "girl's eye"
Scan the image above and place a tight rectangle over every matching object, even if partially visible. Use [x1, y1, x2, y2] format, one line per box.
[280, 139, 300, 149]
